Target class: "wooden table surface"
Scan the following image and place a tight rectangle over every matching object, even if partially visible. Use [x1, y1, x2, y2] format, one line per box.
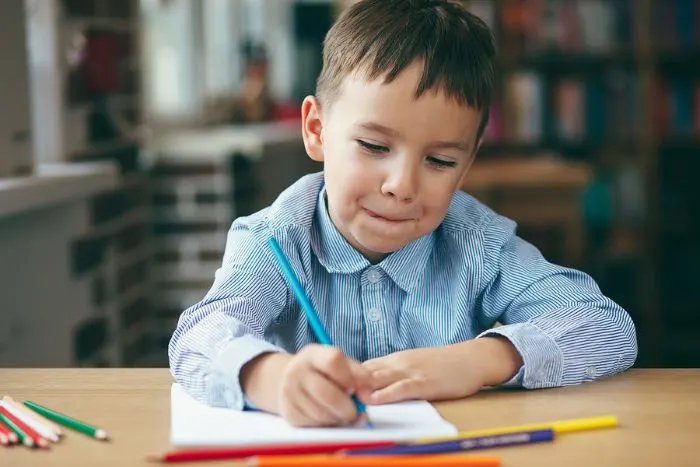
[1, 368, 699, 466]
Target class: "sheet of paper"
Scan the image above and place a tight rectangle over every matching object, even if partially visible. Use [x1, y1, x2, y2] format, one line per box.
[170, 383, 458, 447]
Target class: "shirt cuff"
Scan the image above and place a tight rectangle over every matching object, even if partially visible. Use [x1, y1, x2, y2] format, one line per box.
[210, 334, 285, 410]
[243, 397, 261, 411]
[498, 365, 525, 387]
[478, 322, 563, 389]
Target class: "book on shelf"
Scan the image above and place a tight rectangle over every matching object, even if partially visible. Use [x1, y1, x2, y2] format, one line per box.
[652, 76, 700, 139]
[500, 0, 638, 56]
[653, 0, 700, 50]
[494, 69, 641, 146]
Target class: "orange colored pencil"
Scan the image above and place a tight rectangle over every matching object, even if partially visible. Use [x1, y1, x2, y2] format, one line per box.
[243, 454, 501, 466]
[3, 396, 64, 437]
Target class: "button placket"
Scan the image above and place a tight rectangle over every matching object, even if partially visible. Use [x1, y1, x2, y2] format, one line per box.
[367, 308, 382, 322]
[367, 269, 382, 283]
[361, 268, 389, 358]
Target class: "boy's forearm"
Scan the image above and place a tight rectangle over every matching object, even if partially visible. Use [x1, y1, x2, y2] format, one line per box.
[451, 336, 524, 388]
[240, 352, 292, 413]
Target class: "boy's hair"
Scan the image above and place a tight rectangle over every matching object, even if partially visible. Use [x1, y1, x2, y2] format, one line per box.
[317, 0, 497, 140]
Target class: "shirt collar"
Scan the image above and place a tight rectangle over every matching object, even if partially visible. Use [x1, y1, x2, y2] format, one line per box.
[312, 186, 434, 292]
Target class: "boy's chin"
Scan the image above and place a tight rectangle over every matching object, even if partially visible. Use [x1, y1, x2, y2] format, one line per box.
[358, 237, 413, 256]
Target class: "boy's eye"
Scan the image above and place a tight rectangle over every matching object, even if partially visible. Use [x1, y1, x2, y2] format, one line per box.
[428, 156, 456, 168]
[357, 140, 389, 153]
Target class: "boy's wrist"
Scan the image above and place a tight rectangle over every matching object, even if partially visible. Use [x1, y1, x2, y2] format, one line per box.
[240, 352, 292, 413]
[470, 336, 524, 387]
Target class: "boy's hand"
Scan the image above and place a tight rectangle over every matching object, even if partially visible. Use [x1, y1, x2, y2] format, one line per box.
[241, 344, 374, 427]
[362, 337, 523, 405]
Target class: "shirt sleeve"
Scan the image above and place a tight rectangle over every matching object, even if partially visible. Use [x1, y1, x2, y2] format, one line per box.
[168, 217, 290, 410]
[474, 214, 638, 389]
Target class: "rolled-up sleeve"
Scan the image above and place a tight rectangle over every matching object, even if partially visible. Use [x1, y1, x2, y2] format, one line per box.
[168, 218, 289, 409]
[475, 215, 638, 389]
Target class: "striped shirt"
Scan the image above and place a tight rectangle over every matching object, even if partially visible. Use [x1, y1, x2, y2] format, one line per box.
[169, 172, 637, 410]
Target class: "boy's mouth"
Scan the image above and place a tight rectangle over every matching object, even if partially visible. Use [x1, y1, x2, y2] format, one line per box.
[364, 209, 411, 223]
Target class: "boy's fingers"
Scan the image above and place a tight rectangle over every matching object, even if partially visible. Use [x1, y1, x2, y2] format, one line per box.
[304, 371, 357, 424]
[360, 356, 388, 374]
[311, 347, 357, 393]
[370, 378, 423, 405]
[365, 366, 401, 391]
[297, 387, 340, 426]
[281, 392, 318, 427]
[349, 360, 380, 392]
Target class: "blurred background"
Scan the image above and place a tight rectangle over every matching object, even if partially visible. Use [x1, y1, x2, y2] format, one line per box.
[0, 0, 697, 371]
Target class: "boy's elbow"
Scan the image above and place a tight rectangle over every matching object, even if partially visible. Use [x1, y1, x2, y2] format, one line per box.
[611, 305, 639, 372]
[167, 320, 192, 380]
[167, 333, 184, 380]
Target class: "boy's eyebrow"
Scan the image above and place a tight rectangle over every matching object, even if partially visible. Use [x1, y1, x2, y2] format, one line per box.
[357, 121, 471, 152]
[431, 140, 472, 152]
[357, 122, 402, 138]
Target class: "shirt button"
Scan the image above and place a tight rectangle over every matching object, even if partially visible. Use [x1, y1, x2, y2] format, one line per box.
[367, 309, 382, 321]
[367, 269, 382, 283]
[586, 366, 596, 378]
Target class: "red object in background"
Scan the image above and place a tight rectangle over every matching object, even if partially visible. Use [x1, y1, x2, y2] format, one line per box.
[272, 102, 301, 122]
[84, 33, 120, 94]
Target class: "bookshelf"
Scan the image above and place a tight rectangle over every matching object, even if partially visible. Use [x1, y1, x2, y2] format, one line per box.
[646, 0, 700, 367]
[57, 0, 155, 367]
[456, 0, 700, 367]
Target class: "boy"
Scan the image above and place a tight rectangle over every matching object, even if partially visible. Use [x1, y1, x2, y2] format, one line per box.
[169, 0, 637, 428]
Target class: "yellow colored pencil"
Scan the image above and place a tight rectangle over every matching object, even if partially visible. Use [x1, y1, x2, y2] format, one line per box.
[417, 415, 618, 443]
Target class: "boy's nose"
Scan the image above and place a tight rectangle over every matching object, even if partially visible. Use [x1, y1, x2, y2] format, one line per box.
[381, 165, 417, 203]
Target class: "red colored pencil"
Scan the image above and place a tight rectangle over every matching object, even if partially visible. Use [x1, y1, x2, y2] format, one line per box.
[0, 417, 17, 445]
[0, 406, 49, 448]
[149, 441, 399, 463]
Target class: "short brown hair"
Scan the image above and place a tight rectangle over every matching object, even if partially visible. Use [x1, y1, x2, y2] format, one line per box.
[317, 0, 497, 139]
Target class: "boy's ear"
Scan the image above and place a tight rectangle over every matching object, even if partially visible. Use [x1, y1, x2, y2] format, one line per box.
[301, 96, 325, 162]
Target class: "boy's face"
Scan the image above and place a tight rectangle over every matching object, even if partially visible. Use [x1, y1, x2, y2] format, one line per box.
[302, 61, 482, 262]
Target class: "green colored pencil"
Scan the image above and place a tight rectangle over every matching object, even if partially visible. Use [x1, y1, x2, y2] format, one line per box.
[23, 401, 108, 441]
[0, 412, 34, 447]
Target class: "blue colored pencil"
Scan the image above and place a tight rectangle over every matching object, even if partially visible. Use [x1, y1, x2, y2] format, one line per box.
[345, 429, 555, 456]
[267, 236, 373, 428]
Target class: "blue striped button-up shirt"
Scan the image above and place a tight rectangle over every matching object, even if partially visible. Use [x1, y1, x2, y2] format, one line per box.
[169, 172, 637, 410]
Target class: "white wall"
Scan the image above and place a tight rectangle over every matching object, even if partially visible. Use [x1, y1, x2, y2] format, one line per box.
[24, 0, 63, 164]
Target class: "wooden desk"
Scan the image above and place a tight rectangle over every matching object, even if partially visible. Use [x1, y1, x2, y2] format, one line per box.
[1, 369, 698, 466]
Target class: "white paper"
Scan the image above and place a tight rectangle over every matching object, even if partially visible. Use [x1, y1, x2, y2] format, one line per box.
[170, 383, 458, 447]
